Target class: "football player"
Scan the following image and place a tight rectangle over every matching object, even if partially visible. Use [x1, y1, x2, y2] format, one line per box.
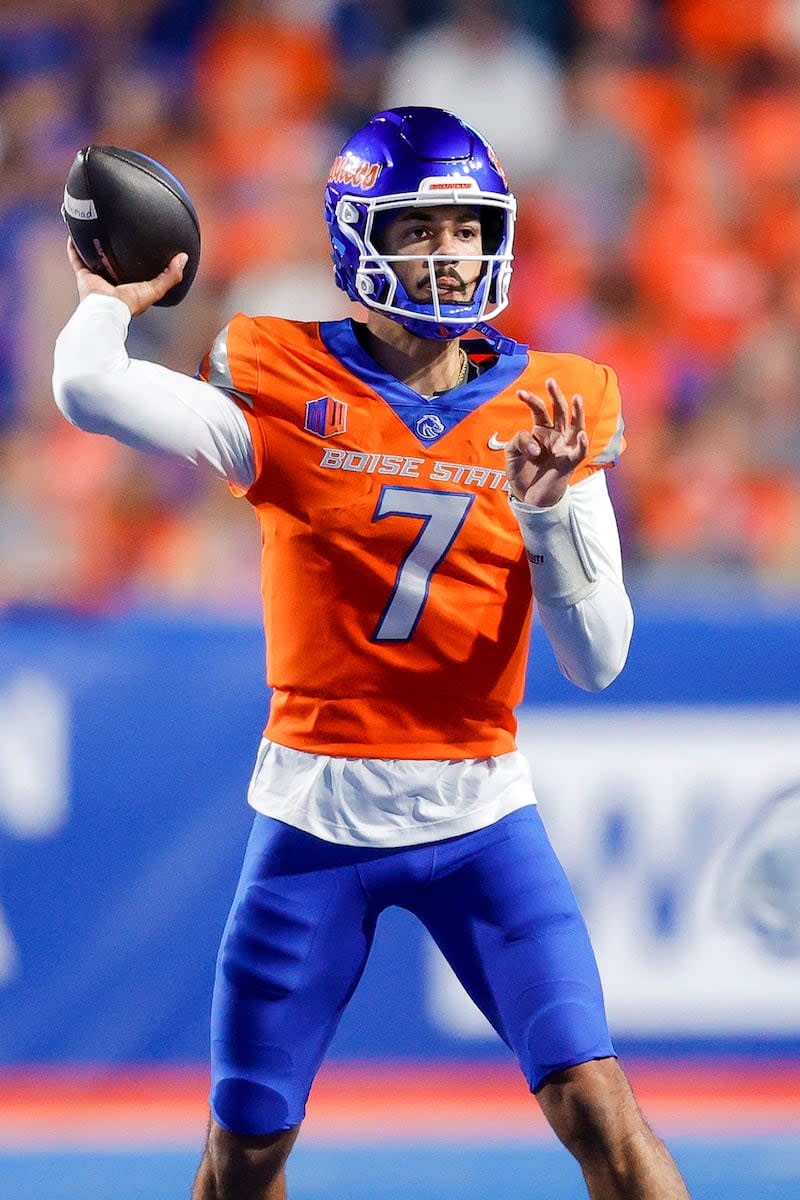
[53, 107, 690, 1199]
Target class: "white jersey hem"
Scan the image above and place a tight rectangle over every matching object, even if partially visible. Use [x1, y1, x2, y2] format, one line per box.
[245, 738, 538, 847]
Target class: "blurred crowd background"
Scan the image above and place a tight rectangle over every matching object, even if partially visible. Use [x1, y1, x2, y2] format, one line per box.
[3, 0, 800, 615]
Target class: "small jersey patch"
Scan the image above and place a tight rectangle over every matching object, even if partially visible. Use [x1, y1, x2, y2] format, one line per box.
[304, 396, 348, 438]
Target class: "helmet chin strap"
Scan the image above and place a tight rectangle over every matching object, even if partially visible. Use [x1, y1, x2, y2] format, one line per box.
[399, 313, 525, 355]
[471, 322, 525, 355]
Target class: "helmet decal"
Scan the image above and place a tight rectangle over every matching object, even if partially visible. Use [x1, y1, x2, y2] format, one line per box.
[327, 154, 383, 190]
[324, 107, 516, 341]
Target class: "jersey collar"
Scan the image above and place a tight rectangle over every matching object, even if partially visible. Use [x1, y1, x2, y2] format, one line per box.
[319, 319, 529, 447]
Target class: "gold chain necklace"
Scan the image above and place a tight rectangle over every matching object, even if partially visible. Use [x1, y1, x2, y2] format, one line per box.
[455, 347, 469, 388]
[422, 347, 470, 400]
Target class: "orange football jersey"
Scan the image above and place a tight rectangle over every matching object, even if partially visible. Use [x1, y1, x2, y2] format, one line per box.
[200, 317, 624, 758]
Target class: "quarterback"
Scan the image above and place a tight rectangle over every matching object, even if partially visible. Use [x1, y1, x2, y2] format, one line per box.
[53, 107, 690, 1199]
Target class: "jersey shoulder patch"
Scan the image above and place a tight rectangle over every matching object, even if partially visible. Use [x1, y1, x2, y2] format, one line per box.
[198, 312, 260, 405]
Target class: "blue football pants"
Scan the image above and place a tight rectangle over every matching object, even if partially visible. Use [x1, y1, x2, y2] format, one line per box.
[210, 805, 615, 1134]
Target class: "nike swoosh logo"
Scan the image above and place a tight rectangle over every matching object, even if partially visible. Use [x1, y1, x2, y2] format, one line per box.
[487, 433, 509, 450]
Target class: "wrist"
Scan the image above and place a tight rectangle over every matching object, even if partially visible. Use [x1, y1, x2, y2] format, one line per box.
[77, 292, 133, 326]
[511, 481, 569, 509]
[509, 488, 571, 517]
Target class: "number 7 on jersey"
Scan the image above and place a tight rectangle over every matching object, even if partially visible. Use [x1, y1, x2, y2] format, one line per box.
[371, 485, 474, 642]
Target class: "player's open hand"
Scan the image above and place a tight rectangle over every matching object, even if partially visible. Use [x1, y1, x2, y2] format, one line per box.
[505, 378, 589, 507]
[66, 238, 187, 317]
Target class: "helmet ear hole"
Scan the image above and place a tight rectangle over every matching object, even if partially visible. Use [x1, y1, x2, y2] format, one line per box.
[338, 200, 360, 226]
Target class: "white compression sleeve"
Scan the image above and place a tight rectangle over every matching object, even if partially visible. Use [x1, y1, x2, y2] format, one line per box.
[52, 294, 255, 489]
[510, 473, 634, 691]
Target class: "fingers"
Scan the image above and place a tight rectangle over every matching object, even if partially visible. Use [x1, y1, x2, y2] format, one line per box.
[143, 252, 188, 303]
[65, 238, 186, 295]
[568, 389, 586, 436]
[167, 251, 189, 278]
[517, 379, 585, 437]
[518, 390, 551, 427]
[65, 231, 188, 316]
[66, 236, 88, 275]
[505, 429, 541, 461]
[546, 377, 570, 428]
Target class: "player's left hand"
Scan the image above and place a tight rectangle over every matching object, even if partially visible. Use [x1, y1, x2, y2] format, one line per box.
[505, 378, 589, 507]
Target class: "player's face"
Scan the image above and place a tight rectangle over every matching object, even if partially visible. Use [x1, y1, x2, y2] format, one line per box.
[378, 206, 484, 305]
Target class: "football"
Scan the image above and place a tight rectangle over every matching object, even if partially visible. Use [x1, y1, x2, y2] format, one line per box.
[62, 145, 201, 306]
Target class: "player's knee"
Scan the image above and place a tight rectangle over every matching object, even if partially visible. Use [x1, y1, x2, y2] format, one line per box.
[543, 1081, 610, 1157]
[536, 1058, 644, 1162]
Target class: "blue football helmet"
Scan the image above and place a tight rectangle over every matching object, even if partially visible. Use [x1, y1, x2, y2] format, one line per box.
[324, 107, 516, 341]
